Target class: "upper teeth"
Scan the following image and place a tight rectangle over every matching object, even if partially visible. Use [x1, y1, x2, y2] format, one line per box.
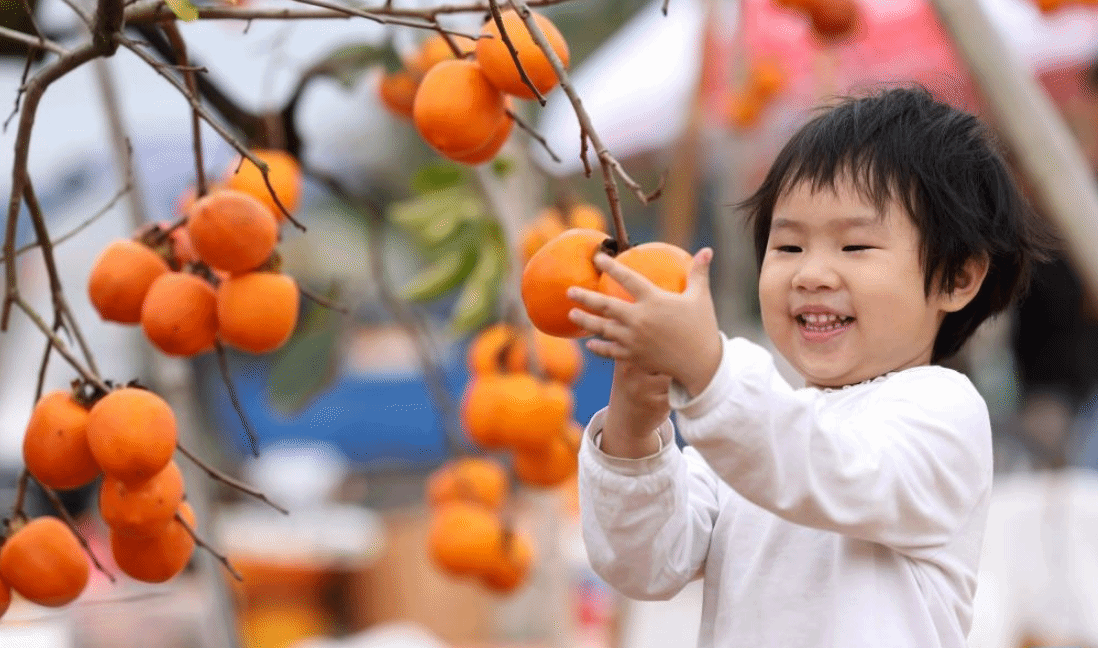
[802, 313, 845, 324]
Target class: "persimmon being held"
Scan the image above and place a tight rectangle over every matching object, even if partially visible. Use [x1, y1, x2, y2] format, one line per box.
[597, 242, 694, 303]
[521, 228, 610, 338]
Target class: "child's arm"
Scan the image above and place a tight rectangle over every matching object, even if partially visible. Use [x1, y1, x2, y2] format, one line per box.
[578, 361, 722, 600]
[671, 335, 993, 554]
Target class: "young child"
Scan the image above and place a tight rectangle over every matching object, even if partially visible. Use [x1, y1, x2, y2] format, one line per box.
[565, 86, 1054, 647]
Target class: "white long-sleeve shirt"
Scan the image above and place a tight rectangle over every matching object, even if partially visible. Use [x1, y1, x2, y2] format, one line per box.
[579, 334, 993, 647]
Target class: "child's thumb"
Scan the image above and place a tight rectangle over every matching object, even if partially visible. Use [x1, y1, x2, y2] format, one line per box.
[686, 247, 713, 294]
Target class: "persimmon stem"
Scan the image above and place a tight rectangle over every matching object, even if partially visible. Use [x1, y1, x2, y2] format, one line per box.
[175, 442, 289, 515]
[175, 511, 243, 582]
[214, 341, 260, 457]
[11, 469, 30, 524]
[32, 475, 115, 583]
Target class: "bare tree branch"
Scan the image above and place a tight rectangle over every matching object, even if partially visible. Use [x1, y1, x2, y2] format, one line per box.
[175, 442, 289, 515]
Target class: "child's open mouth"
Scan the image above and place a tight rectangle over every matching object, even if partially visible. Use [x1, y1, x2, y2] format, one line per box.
[796, 313, 855, 340]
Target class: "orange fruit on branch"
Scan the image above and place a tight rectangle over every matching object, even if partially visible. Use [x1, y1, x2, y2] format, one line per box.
[223, 149, 302, 221]
[86, 387, 177, 487]
[413, 59, 509, 160]
[378, 70, 420, 120]
[495, 374, 573, 453]
[110, 502, 196, 583]
[428, 502, 503, 576]
[504, 329, 584, 385]
[186, 189, 279, 276]
[452, 110, 514, 165]
[520, 203, 607, 264]
[215, 271, 300, 354]
[476, 8, 570, 100]
[99, 460, 185, 538]
[521, 228, 612, 338]
[22, 389, 101, 491]
[0, 517, 89, 607]
[88, 239, 171, 324]
[597, 241, 694, 303]
[427, 457, 509, 511]
[513, 422, 580, 488]
[481, 529, 535, 593]
[461, 374, 510, 450]
[408, 33, 476, 79]
[140, 272, 219, 357]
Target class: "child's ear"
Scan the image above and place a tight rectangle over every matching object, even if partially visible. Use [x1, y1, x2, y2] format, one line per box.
[941, 253, 990, 313]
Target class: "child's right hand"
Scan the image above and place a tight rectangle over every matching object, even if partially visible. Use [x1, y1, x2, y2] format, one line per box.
[600, 361, 672, 458]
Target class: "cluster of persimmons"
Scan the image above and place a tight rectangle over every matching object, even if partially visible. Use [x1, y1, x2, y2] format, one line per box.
[423, 201, 608, 593]
[0, 149, 305, 619]
[378, 8, 570, 165]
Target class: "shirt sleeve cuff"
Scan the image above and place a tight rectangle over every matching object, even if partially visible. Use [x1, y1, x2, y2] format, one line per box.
[580, 407, 677, 477]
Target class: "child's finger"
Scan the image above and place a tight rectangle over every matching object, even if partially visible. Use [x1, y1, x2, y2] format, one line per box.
[566, 285, 629, 320]
[592, 252, 655, 300]
[586, 337, 630, 361]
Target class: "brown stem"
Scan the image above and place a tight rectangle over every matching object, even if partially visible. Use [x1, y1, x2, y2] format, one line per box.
[33, 475, 116, 582]
[3, 42, 102, 332]
[510, 0, 666, 252]
[34, 315, 64, 403]
[175, 511, 243, 582]
[300, 285, 350, 315]
[23, 179, 101, 379]
[125, 0, 579, 22]
[161, 23, 207, 198]
[12, 295, 108, 392]
[175, 442, 289, 515]
[11, 470, 30, 524]
[506, 108, 559, 163]
[214, 341, 260, 457]
[486, 0, 546, 105]
[118, 35, 309, 230]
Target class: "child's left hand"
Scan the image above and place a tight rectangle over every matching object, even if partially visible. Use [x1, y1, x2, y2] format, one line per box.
[566, 247, 723, 398]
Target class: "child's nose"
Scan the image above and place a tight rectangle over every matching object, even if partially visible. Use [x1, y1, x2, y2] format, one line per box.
[792, 253, 839, 291]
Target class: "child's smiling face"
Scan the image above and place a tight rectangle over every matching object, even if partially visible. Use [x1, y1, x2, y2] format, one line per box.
[758, 178, 956, 389]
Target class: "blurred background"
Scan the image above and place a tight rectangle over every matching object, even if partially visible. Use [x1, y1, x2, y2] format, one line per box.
[0, 0, 1096, 646]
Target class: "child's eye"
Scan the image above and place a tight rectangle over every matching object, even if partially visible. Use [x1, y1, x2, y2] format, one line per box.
[842, 245, 873, 252]
[775, 245, 801, 253]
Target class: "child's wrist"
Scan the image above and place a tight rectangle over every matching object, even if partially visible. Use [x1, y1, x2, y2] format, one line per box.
[598, 419, 664, 459]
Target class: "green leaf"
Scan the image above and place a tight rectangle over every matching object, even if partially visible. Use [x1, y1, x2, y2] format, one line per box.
[266, 324, 340, 417]
[165, 0, 198, 21]
[411, 163, 467, 195]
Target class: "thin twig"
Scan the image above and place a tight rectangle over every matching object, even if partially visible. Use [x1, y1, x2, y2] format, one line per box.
[507, 108, 559, 163]
[118, 35, 311, 230]
[662, 0, 671, 15]
[0, 26, 69, 56]
[214, 341, 259, 457]
[486, 0, 546, 105]
[175, 511, 243, 581]
[23, 179, 101, 379]
[161, 23, 206, 197]
[124, 0, 577, 22]
[11, 470, 30, 523]
[34, 316, 64, 403]
[33, 475, 116, 582]
[3, 41, 102, 332]
[175, 442, 289, 515]
[13, 295, 108, 392]
[300, 285, 350, 314]
[511, 0, 663, 250]
[0, 181, 131, 265]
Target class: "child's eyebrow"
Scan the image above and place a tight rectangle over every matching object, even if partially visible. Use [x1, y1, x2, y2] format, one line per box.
[770, 215, 883, 232]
